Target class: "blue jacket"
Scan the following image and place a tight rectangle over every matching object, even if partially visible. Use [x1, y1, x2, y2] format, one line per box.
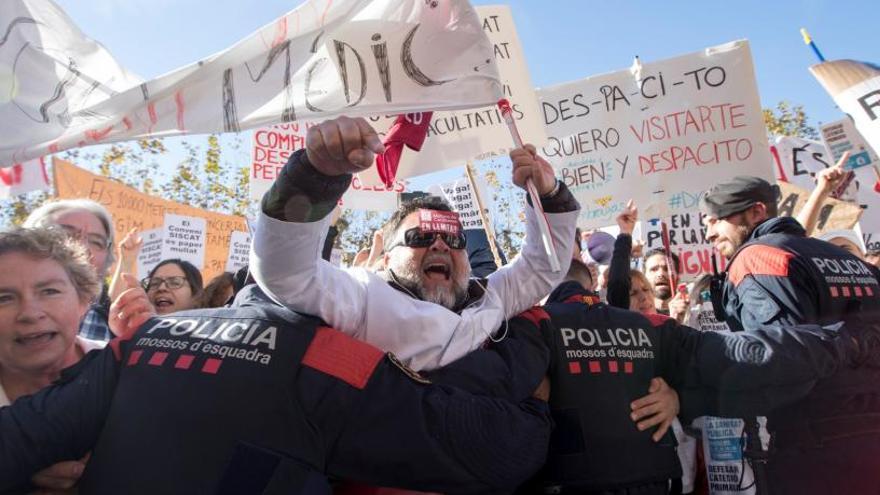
[719, 217, 880, 331]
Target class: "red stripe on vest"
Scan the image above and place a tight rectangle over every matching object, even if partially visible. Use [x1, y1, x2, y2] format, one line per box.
[518, 306, 551, 327]
[644, 312, 672, 327]
[108, 336, 133, 362]
[302, 326, 384, 390]
[729, 245, 794, 287]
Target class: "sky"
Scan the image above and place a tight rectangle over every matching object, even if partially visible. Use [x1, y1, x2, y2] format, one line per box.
[54, 0, 879, 127]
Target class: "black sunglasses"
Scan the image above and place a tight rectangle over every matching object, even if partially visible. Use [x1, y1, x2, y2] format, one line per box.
[390, 227, 467, 250]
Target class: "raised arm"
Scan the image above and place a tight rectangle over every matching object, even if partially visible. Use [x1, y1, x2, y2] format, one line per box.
[250, 117, 385, 335]
[487, 145, 579, 319]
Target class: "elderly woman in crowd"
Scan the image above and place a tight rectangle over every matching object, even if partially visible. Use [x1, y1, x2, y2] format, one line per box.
[23, 199, 116, 341]
[142, 259, 203, 315]
[0, 228, 117, 492]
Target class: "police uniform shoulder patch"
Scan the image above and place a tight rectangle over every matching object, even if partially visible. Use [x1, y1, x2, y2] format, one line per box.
[387, 353, 431, 384]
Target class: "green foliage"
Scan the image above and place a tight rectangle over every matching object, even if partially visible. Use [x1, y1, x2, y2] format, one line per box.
[762, 101, 819, 140]
[0, 134, 257, 229]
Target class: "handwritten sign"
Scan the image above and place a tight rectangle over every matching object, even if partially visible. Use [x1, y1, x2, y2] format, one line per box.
[53, 158, 247, 280]
[225, 230, 251, 273]
[161, 214, 207, 270]
[376, 5, 546, 178]
[2, 0, 500, 167]
[645, 214, 727, 282]
[538, 40, 771, 229]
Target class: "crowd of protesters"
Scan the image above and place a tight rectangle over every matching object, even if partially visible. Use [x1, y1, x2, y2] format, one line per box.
[0, 116, 878, 495]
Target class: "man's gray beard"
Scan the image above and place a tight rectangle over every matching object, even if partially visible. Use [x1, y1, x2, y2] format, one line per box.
[385, 259, 470, 310]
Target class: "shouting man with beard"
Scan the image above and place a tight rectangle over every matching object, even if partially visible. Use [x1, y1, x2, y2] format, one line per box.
[250, 116, 579, 371]
[643, 248, 687, 322]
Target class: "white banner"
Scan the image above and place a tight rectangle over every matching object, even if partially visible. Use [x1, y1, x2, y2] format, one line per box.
[538, 40, 771, 229]
[0, 157, 51, 199]
[161, 214, 207, 270]
[1, 0, 501, 167]
[373, 5, 546, 178]
[772, 136, 833, 188]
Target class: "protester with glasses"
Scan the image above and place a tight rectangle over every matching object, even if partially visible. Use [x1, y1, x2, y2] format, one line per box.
[251, 116, 579, 372]
[23, 199, 116, 341]
[142, 259, 203, 315]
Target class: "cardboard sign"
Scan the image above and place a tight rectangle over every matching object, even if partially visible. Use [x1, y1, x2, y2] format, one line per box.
[135, 228, 164, 280]
[53, 158, 247, 280]
[161, 214, 207, 270]
[538, 40, 771, 229]
[776, 181, 862, 236]
[2, 0, 500, 167]
[225, 230, 251, 273]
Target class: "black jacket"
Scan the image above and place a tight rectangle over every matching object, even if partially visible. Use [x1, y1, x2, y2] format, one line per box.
[718, 217, 880, 331]
[533, 281, 854, 491]
[0, 286, 552, 494]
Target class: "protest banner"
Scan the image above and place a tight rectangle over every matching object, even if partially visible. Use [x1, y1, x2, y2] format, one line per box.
[53, 158, 247, 280]
[820, 118, 879, 171]
[249, 121, 405, 211]
[161, 214, 207, 270]
[2, 0, 501, 167]
[811, 60, 880, 158]
[776, 181, 862, 236]
[699, 416, 768, 495]
[771, 135, 859, 203]
[426, 174, 493, 231]
[771, 136, 832, 186]
[250, 122, 312, 200]
[248, 5, 541, 200]
[0, 157, 51, 199]
[817, 118, 880, 246]
[538, 40, 771, 230]
[225, 231, 251, 273]
[136, 228, 163, 280]
[645, 214, 726, 282]
[371, 5, 547, 179]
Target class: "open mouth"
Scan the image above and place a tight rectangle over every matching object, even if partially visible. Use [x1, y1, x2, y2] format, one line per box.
[423, 262, 451, 281]
[15, 331, 58, 347]
[154, 297, 175, 309]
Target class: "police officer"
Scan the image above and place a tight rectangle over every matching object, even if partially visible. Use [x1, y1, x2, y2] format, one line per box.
[527, 260, 860, 495]
[0, 285, 552, 494]
[701, 176, 880, 493]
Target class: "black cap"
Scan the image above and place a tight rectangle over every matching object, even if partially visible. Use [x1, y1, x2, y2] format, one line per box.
[699, 176, 779, 219]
